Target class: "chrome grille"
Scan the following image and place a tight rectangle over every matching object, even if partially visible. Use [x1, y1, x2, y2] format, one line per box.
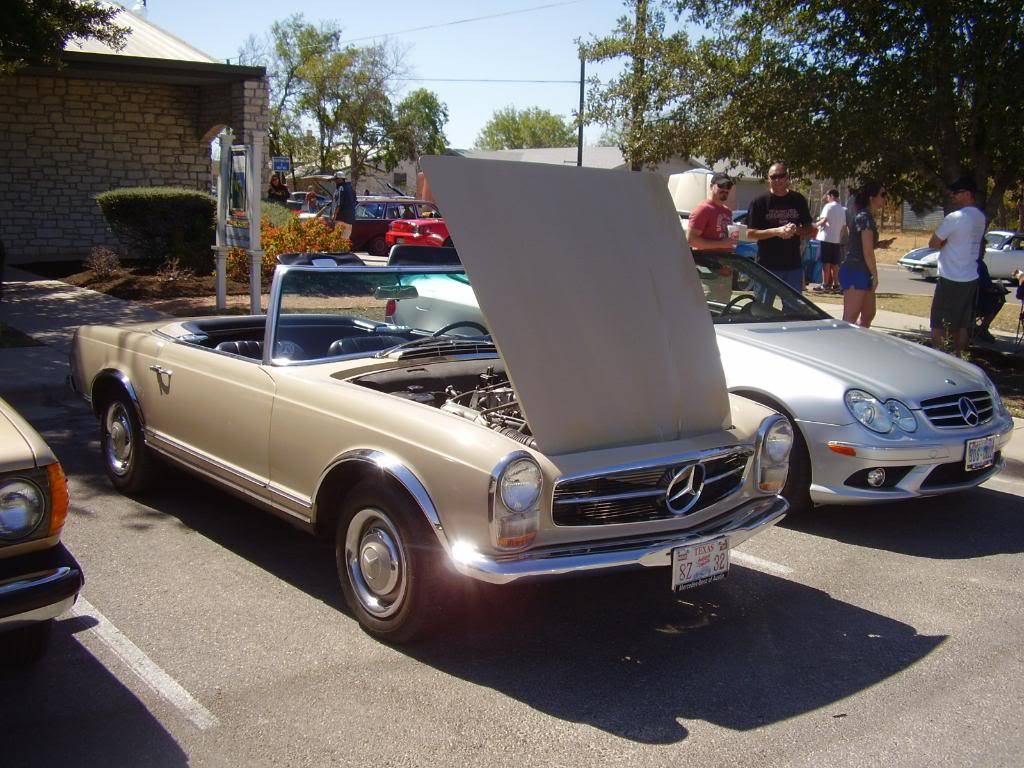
[919, 390, 993, 429]
[552, 449, 750, 526]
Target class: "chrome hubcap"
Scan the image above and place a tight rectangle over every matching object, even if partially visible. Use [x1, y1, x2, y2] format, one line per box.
[346, 508, 407, 618]
[105, 403, 133, 477]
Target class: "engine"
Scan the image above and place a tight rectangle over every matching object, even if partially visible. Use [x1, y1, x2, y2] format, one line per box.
[440, 366, 536, 447]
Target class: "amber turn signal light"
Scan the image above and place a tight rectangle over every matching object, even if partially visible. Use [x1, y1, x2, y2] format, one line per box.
[46, 463, 70, 535]
[827, 442, 857, 457]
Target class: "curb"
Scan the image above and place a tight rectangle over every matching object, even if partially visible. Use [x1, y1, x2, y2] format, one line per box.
[1001, 455, 1024, 483]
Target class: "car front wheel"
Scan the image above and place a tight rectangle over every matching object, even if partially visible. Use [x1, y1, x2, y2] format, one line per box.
[101, 396, 155, 494]
[367, 235, 389, 257]
[336, 481, 448, 643]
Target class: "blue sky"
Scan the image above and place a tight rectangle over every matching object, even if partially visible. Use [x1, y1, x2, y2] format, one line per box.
[139, 0, 682, 149]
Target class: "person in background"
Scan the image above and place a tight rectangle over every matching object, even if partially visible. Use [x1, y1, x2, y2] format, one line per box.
[686, 173, 736, 255]
[747, 162, 816, 292]
[813, 189, 846, 294]
[267, 174, 290, 205]
[974, 252, 1007, 343]
[331, 172, 357, 239]
[304, 189, 319, 214]
[838, 181, 886, 328]
[928, 175, 985, 357]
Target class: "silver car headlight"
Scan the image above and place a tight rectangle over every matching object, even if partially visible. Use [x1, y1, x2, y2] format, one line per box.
[884, 399, 918, 432]
[845, 389, 894, 433]
[756, 416, 793, 493]
[0, 478, 46, 541]
[491, 455, 542, 550]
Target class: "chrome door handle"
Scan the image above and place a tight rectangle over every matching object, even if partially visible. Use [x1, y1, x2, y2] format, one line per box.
[149, 365, 173, 378]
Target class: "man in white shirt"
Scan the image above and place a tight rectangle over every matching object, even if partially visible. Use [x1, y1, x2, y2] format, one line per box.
[928, 175, 986, 356]
[813, 189, 846, 293]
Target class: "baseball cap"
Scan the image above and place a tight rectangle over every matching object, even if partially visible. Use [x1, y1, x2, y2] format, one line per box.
[947, 175, 977, 194]
[333, 171, 347, 180]
[710, 172, 733, 187]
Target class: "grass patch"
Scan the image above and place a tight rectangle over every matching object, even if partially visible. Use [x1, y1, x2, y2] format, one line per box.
[0, 323, 41, 348]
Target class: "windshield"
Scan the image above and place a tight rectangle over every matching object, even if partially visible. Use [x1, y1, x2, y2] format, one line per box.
[692, 252, 831, 324]
[270, 266, 486, 364]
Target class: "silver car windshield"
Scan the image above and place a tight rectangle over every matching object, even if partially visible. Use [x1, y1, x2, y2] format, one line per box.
[269, 266, 483, 364]
[692, 252, 831, 324]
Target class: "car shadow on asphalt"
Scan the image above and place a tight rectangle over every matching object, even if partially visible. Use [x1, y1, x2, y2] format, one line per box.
[0, 615, 189, 768]
[403, 567, 944, 744]
[43, 421, 945, 747]
[782, 487, 1024, 558]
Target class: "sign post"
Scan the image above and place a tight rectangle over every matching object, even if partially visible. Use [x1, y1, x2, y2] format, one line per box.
[212, 128, 234, 311]
[247, 136, 263, 315]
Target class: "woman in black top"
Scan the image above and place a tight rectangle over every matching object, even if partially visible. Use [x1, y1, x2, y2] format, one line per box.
[267, 174, 290, 205]
[839, 181, 886, 328]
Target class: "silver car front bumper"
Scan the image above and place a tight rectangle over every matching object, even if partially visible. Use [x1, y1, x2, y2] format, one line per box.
[801, 415, 1014, 505]
[450, 496, 787, 585]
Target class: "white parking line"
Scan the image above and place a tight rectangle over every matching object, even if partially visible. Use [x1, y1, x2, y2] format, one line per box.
[71, 598, 219, 731]
[731, 550, 793, 576]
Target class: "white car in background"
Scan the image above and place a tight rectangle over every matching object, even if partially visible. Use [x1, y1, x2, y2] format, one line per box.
[898, 230, 1020, 280]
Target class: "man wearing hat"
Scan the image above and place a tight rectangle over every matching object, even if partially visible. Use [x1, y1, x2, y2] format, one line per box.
[331, 171, 357, 240]
[928, 174, 986, 356]
[687, 172, 736, 254]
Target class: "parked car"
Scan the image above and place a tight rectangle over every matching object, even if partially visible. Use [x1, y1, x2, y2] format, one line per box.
[285, 191, 330, 212]
[0, 396, 83, 663]
[390, 249, 1013, 513]
[69, 157, 791, 643]
[384, 215, 452, 251]
[351, 198, 442, 256]
[898, 230, 1018, 280]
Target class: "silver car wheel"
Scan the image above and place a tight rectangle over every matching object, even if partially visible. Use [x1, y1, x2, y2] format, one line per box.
[105, 402, 134, 477]
[345, 507, 408, 619]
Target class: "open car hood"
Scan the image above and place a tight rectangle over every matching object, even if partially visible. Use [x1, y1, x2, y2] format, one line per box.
[420, 156, 730, 455]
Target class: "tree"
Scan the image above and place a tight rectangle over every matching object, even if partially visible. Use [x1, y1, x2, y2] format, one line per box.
[1, 0, 128, 74]
[474, 106, 576, 150]
[673, 0, 1024, 217]
[383, 88, 449, 170]
[580, 0, 699, 171]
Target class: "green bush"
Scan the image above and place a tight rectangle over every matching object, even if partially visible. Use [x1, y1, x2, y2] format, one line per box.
[95, 187, 216, 274]
[263, 201, 294, 228]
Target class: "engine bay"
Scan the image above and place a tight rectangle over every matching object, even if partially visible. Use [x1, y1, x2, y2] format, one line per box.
[350, 360, 535, 446]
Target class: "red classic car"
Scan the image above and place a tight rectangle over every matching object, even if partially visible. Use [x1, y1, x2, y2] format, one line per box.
[352, 198, 442, 256]
[384, 216, 452, 250]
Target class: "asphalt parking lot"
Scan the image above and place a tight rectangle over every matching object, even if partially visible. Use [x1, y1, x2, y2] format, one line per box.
[3, 401, 1023, 768]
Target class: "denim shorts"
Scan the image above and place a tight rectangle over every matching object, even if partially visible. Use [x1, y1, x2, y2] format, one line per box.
[839, 264, 872, 291]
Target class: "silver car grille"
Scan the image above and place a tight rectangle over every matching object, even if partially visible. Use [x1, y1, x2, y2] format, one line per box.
[551, 448, 751, 526]
[919, 390, 993, 429]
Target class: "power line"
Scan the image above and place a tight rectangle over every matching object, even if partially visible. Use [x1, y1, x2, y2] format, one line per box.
[340, 0, 587, 44]
[397, 77, 581, 84]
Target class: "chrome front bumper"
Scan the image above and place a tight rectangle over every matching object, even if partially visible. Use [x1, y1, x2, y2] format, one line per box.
[450, 496, 787, 585]
[0, 543, 83, 631]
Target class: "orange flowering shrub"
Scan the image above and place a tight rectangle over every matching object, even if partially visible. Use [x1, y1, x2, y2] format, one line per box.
[226, 216, 352, 281]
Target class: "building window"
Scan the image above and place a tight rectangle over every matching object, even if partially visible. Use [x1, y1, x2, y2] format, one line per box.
[393, 172, 408, 187]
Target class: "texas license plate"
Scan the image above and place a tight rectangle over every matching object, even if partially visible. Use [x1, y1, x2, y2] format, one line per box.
[965, 435, 996, 471]
[671, 537, 729, 591]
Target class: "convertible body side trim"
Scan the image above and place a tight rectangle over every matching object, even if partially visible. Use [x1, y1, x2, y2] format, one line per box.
[316, 449, 449, 552]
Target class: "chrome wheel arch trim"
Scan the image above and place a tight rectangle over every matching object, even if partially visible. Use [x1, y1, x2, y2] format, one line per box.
[314, 449, 449, 552]
[90, 368, 145, 427]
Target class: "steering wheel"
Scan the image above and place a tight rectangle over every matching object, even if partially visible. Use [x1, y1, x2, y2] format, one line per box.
[432, 321, 489, 337]
[722, 293, 758, 314]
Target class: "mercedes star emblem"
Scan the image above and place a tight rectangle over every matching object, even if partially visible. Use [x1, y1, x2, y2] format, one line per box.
[958, 396, 980, 426]
[665, 464, 706, 515]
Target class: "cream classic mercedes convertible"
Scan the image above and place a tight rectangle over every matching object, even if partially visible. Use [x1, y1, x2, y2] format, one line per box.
[69, 158, 791, 642]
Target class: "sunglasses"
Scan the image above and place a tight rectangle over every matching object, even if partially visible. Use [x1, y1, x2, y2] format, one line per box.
[769, 173, 789, 180]
[715, 182, 733, 190]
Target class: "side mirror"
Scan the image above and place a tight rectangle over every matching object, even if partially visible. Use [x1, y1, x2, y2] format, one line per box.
[373, 285, 419, 300]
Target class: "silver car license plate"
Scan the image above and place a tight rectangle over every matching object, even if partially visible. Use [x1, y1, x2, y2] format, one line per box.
[965, 435, 996, 471]
[672, 537, 729, 591]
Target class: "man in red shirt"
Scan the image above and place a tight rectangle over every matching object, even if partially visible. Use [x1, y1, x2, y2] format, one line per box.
[686, 172, 735, 254]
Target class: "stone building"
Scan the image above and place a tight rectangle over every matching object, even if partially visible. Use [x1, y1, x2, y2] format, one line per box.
[0, 11, 267, 262]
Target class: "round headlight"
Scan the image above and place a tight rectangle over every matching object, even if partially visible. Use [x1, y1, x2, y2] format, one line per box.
[0, 479, 46, 541]
[885, 399, 918, 432]
[845, 389, 893, 433]
[498, 458, 543, 513]
[764, 418, 794, 463]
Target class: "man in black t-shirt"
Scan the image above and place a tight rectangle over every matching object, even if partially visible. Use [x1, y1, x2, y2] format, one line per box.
[747, 162, 815, 292]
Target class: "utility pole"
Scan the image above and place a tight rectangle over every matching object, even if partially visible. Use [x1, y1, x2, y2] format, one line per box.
[577, 54, 585, 167]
